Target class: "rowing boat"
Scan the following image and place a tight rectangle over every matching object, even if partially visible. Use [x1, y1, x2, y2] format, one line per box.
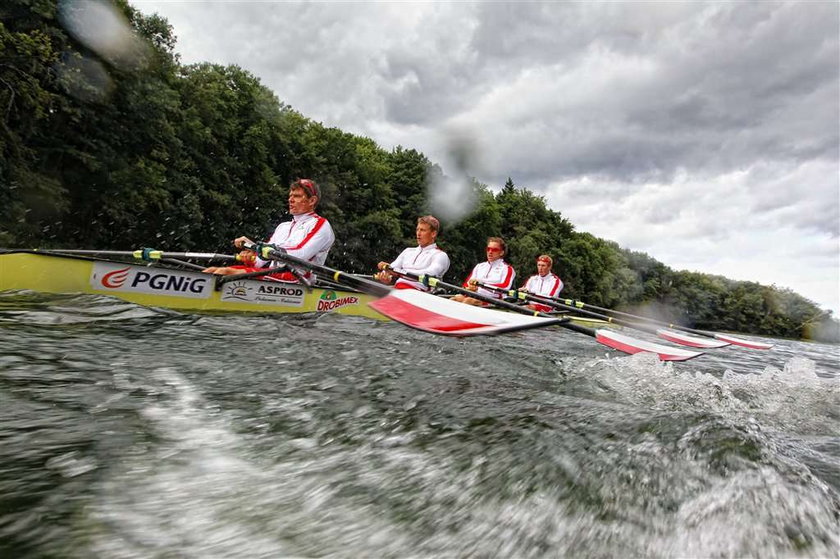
[0, 250, 610, 327]
[2, 248, 706, 360]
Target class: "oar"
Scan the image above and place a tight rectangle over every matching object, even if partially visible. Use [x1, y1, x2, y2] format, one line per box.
[160, 258, 206, 271]
[525, 291, 772, 350]
[241, 242, 564, 336]
[40, 248, 240, 261]
[472, 281, 730, 349]
[41, 247, 231, 272]
[382, 266, 703, 361]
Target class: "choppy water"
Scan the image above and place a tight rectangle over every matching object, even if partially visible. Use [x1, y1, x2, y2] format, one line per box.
[1, 291, 838, 558]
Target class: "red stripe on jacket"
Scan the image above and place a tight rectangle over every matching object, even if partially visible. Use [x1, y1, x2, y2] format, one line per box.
[287, 215, 326, 251]
[487, 263, 514, 289]
[548, 277, 561, 297]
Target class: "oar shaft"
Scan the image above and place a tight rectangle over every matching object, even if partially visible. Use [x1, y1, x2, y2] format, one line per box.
[481, 284, 661, 335]
[242, 242, 392, 297]
[41, 248, 238, 261]
[160, 257, 205, 271]
[549, 296, 716, 339]
[485, 284, 764, 351]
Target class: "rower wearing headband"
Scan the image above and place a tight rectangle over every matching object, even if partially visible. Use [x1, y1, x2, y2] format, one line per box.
[202, 178, 335, 281]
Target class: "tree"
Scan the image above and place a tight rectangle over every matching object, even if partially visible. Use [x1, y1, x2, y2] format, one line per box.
[0, 1, 70, 244]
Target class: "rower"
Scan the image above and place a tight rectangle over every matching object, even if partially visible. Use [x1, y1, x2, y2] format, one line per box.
[521, 254, 564, 312]
[452, 236, 516, 306]
[202, 178, 335, 282]
[374, 215, 450, 291]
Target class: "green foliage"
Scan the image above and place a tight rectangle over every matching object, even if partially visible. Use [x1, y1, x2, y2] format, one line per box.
[388, 146, 434, 229]
[0, 3, 68, 245]
[1, 0, 836, 342]
[491, 178, 575, 286]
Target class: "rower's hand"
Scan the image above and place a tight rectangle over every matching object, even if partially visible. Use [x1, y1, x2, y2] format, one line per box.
[374, 270, 393, 284]
[377, 261, 390, 271]
[466, 279, 478, 292]
[233, 236, 253, 249]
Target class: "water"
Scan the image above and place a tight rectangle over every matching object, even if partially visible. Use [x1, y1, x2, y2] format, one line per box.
[1, 292, 838, 558]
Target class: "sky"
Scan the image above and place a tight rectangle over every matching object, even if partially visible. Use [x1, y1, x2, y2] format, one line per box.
[132, 1, 839, 315]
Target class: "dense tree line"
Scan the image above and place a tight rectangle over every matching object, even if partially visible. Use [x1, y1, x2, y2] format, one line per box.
[2, 0, 837, 342]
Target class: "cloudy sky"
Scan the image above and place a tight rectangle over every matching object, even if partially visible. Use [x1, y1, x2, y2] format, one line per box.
[134, 1, 839, 315]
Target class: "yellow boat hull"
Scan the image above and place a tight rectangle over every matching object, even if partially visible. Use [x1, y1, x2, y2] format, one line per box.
[0, 251, 385, 320]
[0, 251, 612, 328]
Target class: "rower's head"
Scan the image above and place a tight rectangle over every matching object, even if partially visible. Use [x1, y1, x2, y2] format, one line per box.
[485, 237, 506, 263]
[288, 179, 319, 215]
[536, 255, 552, 276]
[416, 215, 440, 247]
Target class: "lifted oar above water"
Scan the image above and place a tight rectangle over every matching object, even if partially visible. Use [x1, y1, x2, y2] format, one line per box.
[39, 247, 243, 276]
[382, 267, 703, 361]
[39, 248, 241, 262]
[475, 282, 730, 350]
[240, 243, 563, 336]
[654, 329, 731, 349]
[709, 333, 773, 350]
[530, 291, 773, 350]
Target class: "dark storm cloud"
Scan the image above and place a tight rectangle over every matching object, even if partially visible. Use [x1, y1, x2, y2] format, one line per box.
[465, 1, 839, 185]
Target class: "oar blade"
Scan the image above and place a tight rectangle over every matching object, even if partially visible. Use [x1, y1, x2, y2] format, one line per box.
[713, 333, 774, 350]
[595, 330, 704, 361]
[369, 289, 562, 336]
[656, 328, 731, 349]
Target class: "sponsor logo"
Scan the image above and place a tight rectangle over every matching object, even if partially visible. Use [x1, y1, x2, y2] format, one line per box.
[222, 282, 250, 301]
[220, 281, 305, 307]
[91, 262, 211, 299]
[317, 290, 359, 312]
[129, 271, 208, 294]
[257, 285, 304, 297]
[102, 267, 130, 288]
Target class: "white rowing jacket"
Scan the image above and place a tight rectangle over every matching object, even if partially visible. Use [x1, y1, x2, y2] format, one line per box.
[523, 272, 563, 299]
[464, 260, 515, 299]
[390, 243, 450, 291]
[255, 212, 335, 276]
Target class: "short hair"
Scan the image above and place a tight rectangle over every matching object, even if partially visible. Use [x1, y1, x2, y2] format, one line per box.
[291, 178, 320, 200]
[487, 236, 506, 254]
[417, 215, 440, 234]
[537, 254, 553, 267]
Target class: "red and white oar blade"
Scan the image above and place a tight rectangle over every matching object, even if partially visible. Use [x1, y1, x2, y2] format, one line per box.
[595, 330, 703, 361]
[656, 328, 731, 349]
[713, 333, 774, 349]
[369, 289, 562, 336]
